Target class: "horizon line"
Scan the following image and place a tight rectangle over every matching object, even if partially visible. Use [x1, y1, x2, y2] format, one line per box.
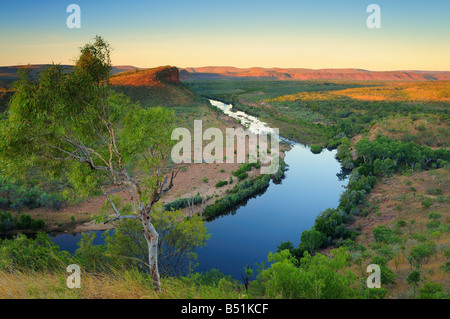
[2, 64, 450, 73]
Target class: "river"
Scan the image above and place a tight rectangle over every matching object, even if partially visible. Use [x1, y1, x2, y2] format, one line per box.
[49, 99, 348, 280]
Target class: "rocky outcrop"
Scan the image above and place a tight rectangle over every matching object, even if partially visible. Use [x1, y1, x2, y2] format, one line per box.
[110, 66, 180, 87]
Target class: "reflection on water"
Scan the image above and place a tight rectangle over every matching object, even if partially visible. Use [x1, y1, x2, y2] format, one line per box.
[45, 99, 348, 281]
[209, 99, 276, 136]
[191, 100, 348, 279]
[194, 142, 347, 279]
[50, 230, 106, 253]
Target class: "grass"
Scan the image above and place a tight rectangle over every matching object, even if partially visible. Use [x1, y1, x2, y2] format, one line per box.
[185, 80, 450, 147]
[354, 114, 450, 148]
[350, 167, 450, 298]
[0, 269, 243, 299]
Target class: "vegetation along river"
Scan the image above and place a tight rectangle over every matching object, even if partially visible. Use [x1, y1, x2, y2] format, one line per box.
[50, 99, 348, 280]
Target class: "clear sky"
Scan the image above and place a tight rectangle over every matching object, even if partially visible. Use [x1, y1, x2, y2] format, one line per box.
[1, 0, 449, 70]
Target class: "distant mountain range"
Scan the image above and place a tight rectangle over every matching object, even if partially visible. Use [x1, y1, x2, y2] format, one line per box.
[1, 65, 449, 87]
[0, 65, 143, 87]
[179, 67, 450, 81]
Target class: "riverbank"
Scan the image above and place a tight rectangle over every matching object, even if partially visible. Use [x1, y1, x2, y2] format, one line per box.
[2, 97, 290, 236]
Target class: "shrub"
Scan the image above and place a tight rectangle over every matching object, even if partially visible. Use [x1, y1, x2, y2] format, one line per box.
[39, 193, 64, 210]
[15, 214, 45, 231]
[237, 173, 248, 181]
[310, 145, 323, 154]
[417, 282, 447, 299]
[397, 220, 406, 228]
[203, 175, 270, 219]
[421, 198, 432, 209]
[426, 188, 442, 195]
[408, 242, 437, 267]
[428, 212, 441, 220]
[0, 212, 17, 232]
[164, 195, 203, 211]
[372, 225, 393, 243]
[0, 233, 71, 271]
[250, 248, 359, 299]
[215, 180, 228, 188]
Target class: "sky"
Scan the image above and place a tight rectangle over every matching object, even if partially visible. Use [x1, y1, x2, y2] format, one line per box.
[0, 0, 449, 70]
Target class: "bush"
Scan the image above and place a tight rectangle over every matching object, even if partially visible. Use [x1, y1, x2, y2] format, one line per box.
[310, 145, 323, 154]
[0, 212, 17, 232]
[421, 198, 432, 209]
[250, 248, 360, 299]
[0, 233, 71, 271]
[15, 214, 45, 231]
[215, 180, 228, 188]
[164, 195, 203, 211]
[39, 193, 64, 210]
[372, 225, 393, 243]
[428, 212, 441, 220]
[0, 180, 65, 211]
[408, 242, 437, 267]
[237, 172, 248, 181]
[417, 282, 447, 299]
[203, 175, 270, 219]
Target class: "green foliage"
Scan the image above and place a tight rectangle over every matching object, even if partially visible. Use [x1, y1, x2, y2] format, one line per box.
[300, 227, 327, 255]
[440, 261, 450, 274]
[371, 255, 396, 284]
[0, 212, 16, 232]
[0, 233, 71, 271]
[0, 180, 64, 211]
[310, 145, 323, 154]
[250, 248, 359, 299]
[408, 242, 437, 268]
[406, 270, 421, 295]
[231, 162, 260, 178]
[203, 175, 270, 219]
[336, 138, 355, 169]
[17, 214, 45, 231]
[74, 232, 111, 273]
[186, 80, 450, 148]
[215, 180, 228, 188]
[276, 241, 295, 254]
[417, 282, 448, 299]
[237, 172, 248, 181]
[102, 204, 210, 276]
[189, 268, 236, 287]
[0, 37, 176, 207]
[396, 220, 407, 228]
[372, 225, 393, 244]
[366, 287, 391, 299]
[309, 168, 378, 249]
[0, 212, 45, 232]
[376, 245, 394, 261]
[75, 35, 112, 84]
[355, 136, 449, 172]
[428, 211, 441, 220]
[421, 198, 432, 209]
[164, 195, 203, 211]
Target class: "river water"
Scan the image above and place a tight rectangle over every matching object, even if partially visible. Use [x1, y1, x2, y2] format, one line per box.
[49, 99, 348, 280]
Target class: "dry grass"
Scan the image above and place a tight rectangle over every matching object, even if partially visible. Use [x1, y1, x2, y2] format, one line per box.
[349, 167, 450, 298]
[268, 81, 450, 103]
[350, 115, 449, 149]
[0, 269, 243, 299]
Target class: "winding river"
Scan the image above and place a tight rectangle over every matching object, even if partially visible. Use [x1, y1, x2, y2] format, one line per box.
[50, 99, 348, 280]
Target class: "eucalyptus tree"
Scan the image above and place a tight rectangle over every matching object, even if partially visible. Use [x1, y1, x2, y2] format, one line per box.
[0, 36, 177, 291]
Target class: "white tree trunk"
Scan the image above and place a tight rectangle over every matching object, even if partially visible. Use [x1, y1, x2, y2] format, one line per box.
[143, 220, 161, 291]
